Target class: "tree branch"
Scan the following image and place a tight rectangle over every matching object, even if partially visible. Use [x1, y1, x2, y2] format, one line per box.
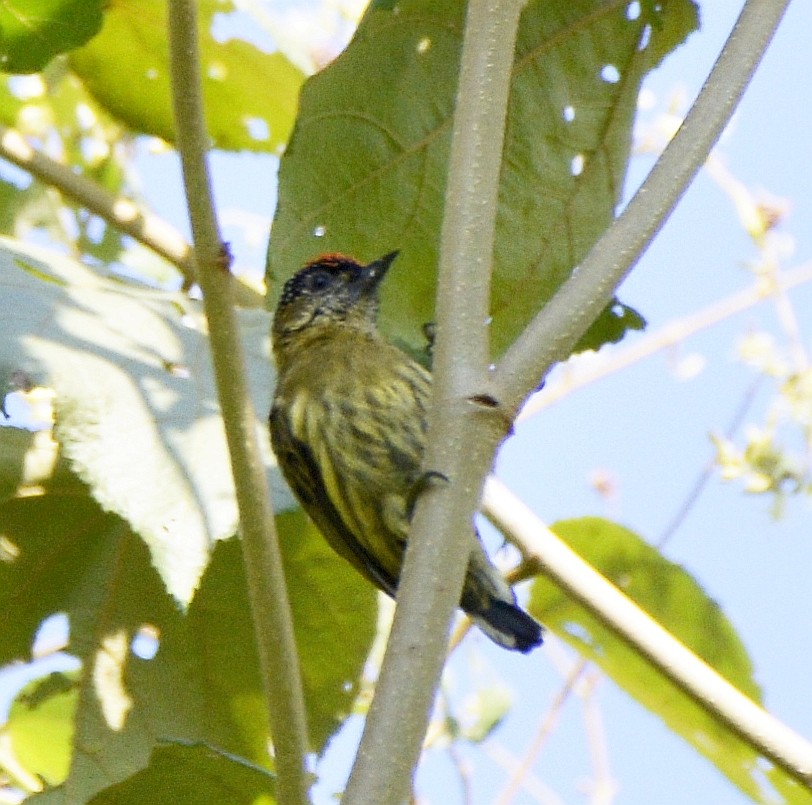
[0, 125, 196, 288]
[342, 0, 525, 801]
[0, 125, 264, 306]
[345, 0, 791, 799]
[495, 657, 589, 805]
[482, 476, 812, 790]
[166, 3, 310, 803]
[492, 0, 792, 415]
[517, 260, 812, 421]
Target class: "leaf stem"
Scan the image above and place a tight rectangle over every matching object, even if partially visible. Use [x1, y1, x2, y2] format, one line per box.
[342, 0, 525, 802]
[492, 0, 792, 414]
[166, 3, 310, 803]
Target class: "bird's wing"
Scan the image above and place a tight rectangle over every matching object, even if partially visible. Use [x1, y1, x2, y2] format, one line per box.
[270, 404, 398, 597]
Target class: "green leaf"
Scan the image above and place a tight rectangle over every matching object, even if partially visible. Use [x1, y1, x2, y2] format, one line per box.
[0, 493, 121, 669]
[1, 486, 375, 796]
[85, 743, 276, 805]
[530, 517, 811, 804]
[0, 0, 104, 74]
[189, 522, 376, 753]
[0, 492, 213, 802]
[277, 510, 378, 747]
[0, 236, 295, 604]
[267, 0, 698, 357]
[69, 0, 304, 152]
[575, 299, 646, 353]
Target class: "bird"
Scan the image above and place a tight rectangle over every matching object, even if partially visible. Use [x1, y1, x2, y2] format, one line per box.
[269, 250, 543, 653]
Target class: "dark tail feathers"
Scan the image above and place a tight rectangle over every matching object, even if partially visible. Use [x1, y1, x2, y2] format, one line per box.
[469, 598, 544, 653]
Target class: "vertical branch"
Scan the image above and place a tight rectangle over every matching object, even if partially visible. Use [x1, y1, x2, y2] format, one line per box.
[165, 3, 310, 803]
[342, 0, 525, 802]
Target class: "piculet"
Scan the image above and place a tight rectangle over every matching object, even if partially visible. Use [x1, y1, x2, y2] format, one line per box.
[269, 251, 543, 653]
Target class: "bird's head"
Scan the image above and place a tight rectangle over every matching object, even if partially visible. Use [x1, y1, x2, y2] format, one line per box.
[272, 251, 399, 346]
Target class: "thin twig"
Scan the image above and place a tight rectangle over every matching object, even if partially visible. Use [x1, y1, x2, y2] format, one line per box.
[580, 670, 616, 805]
[704, 154, 809, 371]
[447, 743, 474, 805]
[484, 743, 566, 805]
[496, 658, 589, 805]
[482, 476, 812, 790]
[492, 0, 792, 416]
[166, 3, 310, 803]
[0, 125, 196, 288]
[0, 125, 265, 306]
[657, 375, 763, 548]
[764, 259, 811, 374]
[517, 261, 812, 421]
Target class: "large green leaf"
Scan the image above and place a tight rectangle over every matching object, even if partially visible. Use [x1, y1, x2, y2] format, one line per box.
[189, 516, 377, 754]
[0, 0, 104, 73]
[1, 492, 216, 803]
[0, 235, 376, 793]
[531, 517, 812, 804]
[0, 236, 294, 604]
[2, 489, 375, 799]
[69, 0, 304, 152]
[267, 0, 696, 356]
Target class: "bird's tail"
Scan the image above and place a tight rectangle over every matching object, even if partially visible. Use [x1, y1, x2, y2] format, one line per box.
[462, 542, 544, 653]
[467, 597, 544, 653]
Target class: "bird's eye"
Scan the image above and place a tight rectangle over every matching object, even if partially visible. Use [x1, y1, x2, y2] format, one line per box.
[306, 271, 331, 292]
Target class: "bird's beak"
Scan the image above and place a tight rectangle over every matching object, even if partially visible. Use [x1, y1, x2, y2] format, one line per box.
[362, 250, 400, 289]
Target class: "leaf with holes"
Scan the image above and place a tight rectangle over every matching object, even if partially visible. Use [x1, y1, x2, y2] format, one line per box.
[2, 492, 375, 800]
[0, 492, 214, 803]
[267, 0, 698, 356]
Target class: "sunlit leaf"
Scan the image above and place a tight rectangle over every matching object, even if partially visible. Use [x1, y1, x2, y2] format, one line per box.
[69, 0, 304, 152]
[0, 492, 208, 802]
[0, 236, 295, 604]
[2, 488, 374, 799]
[6, 671, 78, 786]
